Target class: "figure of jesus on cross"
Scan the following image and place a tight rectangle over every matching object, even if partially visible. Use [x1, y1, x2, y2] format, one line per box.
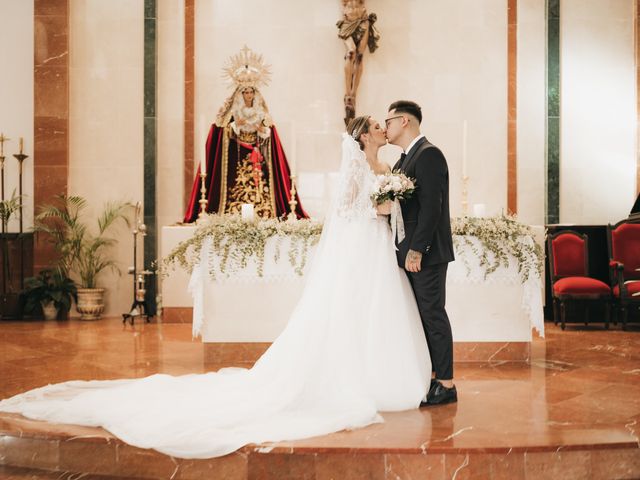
[337, 0, 380, 126]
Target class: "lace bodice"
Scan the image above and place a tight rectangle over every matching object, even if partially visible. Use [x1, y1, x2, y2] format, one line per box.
[335, 134, 378, 220]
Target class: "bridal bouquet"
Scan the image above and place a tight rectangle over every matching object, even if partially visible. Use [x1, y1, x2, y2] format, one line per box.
[371, 171, 416, 249]
[371, 171, 416, 205]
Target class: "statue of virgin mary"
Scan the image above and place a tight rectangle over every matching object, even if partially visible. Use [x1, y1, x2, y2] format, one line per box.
[184, 46, 308, 221]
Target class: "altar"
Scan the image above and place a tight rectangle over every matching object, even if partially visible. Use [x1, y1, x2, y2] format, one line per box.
[161, 220, 545, 360]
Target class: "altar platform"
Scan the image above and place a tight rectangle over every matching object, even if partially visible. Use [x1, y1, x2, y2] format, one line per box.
[0, 319, 638, 479]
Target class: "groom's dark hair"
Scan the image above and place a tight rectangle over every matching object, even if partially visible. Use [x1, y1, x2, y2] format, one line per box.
[388, 100, 422, 124]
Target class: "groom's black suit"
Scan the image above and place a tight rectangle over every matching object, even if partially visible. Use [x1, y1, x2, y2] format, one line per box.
[394, 137, 455, 380]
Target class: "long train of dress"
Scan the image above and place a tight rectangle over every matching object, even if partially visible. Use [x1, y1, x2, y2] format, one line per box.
[0, 135, 430, 458]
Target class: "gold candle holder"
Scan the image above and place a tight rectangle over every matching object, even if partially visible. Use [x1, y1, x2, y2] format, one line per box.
[198, 170, 208, 219]
[13, 152, 28, 234]
[461, 175, 469, 216]
[0, 133, 7, 234]
[287, 175, 298, 222]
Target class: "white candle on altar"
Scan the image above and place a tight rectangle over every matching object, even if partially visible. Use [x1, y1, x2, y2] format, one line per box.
[462, 120, 468, 178]
[473, 203, 486, 218]
[241, 203, 255, 222]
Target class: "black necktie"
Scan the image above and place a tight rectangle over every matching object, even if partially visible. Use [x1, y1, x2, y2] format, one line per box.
[398, 153, 407, 170]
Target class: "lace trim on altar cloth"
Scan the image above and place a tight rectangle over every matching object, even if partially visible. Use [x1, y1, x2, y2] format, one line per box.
[450, 235, 545, 337]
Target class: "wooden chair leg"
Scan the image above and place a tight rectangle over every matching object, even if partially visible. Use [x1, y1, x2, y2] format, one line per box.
[560, 300, 566, 330]
[553, 298, 559, 326]
[604, 300, 610, 330]
[584, 303, 589, 326]
[621, 305, 628, 331]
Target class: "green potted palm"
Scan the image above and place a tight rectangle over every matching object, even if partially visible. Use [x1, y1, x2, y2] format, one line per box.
[22, 268, 77, 320]
[34, 195, 131, 320]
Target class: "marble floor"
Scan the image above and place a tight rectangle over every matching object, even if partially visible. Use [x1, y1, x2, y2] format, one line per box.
[0, 318, 639, 479]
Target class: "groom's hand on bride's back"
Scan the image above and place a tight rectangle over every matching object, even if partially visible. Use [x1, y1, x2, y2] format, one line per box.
[405, 249, 422, 272]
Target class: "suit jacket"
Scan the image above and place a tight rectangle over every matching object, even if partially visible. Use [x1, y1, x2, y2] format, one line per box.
[394, 137, 455, 268]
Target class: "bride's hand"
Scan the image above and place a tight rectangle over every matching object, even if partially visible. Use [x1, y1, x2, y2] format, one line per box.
[376, 200, 393, 215]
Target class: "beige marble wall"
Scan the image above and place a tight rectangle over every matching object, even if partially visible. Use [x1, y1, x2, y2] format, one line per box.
[561, 0, 636, 224]
[0, 0, 34, 231]
[68, 0, 144, 316]
[516, 0, 546, 226]
[194, 0, 509, 219]
[158, 0, 185, 230]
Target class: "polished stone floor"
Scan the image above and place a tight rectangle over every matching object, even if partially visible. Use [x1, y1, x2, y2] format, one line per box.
[0, 318, 639, 479]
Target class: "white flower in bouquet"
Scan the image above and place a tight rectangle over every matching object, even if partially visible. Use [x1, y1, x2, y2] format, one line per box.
[371, 171, 416, 205]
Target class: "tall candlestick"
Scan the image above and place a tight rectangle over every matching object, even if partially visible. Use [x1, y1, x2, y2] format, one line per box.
[0, 133, 7, 157]
[462, 120, 468, 178]
[287, 175, 298, 222]
[198, 170, 208, 219]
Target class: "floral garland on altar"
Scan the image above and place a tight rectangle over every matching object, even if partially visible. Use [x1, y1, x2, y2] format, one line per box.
[451, 214, 544, 283]
[160, 213, 542, 284]
[160, 214, 323, 279]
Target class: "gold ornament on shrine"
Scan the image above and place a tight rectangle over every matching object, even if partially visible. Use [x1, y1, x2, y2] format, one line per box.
[222, 45, 272, 90]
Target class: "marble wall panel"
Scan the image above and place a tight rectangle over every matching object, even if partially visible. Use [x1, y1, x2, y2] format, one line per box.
[33, 0, 67, 271]
[560, 0, 636, 224]
[68, 0, 143, 316]
[516, 0, 545, 226]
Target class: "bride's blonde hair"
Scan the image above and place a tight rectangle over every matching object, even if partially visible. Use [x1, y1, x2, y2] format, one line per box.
[347, 115, 371, 150]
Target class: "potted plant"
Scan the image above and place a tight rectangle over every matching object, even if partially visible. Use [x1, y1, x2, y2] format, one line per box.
[22, 268, 77, 320]
[33, 195, 131, 320]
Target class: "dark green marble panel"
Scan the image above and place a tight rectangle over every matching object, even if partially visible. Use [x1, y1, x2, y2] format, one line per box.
[144, 0, 156, 19]
[547, 18, 560, 117]
[144, 18, 156, 118]
[143, 0, 157, 314]
[547, 116, 560, 224]
[546, 0, 560, 225]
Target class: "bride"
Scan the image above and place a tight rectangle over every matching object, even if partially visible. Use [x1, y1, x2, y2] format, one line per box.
[0, 116, 431, 459]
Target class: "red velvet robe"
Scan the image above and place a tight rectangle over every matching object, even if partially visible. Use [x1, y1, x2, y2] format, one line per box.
[184, 124, 308, 223]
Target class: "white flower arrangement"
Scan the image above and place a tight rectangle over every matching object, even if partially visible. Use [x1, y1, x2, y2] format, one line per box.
[159, 214, 323, 279]
[451, 214, 544, 283]
[371, 171, 416, 205]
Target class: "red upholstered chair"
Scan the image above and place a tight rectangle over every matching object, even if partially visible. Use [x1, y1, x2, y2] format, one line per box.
[607, 218, 640, 329]
[547, 231, 611, 330]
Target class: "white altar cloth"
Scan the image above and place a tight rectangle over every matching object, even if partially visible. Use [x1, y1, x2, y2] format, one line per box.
[160, 225, 545, 343]
[189, 235, 315, 342]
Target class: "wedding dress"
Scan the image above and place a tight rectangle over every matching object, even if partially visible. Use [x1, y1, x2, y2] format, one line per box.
[0, 134, 430, 459]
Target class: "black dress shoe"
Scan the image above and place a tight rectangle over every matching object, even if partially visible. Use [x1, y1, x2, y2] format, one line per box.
[424, 381, 457, 406]
[419, 379, 441, 407]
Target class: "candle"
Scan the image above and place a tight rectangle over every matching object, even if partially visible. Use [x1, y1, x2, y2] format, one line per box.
[473, 203, 486, 218]
[241, 203, 255, 222]
[19, 137, 23, 154]
[462, 120, 467, 178]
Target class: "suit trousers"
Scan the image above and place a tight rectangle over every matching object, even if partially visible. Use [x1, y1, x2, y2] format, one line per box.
[406, 262, 453, 380]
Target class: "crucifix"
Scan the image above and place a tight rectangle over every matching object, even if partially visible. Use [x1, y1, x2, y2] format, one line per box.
[336, 0, 380, 126]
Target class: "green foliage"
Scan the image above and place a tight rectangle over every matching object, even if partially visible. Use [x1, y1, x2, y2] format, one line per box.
[22, 268, 77, 313]
[451, 214, 544, 283]
[160, 214, 323, 279]
[0, 190, 22, 227]
[33, 195, 132, 288]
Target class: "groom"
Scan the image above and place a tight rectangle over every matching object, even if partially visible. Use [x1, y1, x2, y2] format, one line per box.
[385, 100, 457, 406]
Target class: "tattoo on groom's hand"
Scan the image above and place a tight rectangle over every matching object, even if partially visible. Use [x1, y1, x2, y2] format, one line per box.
[405, 249, 423, 272]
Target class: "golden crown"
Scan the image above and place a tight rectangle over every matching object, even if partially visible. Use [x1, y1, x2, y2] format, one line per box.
[222, 45, 272, 89]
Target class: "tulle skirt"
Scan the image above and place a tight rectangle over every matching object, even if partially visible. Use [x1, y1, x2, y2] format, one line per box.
[0, 216, 430, 458]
